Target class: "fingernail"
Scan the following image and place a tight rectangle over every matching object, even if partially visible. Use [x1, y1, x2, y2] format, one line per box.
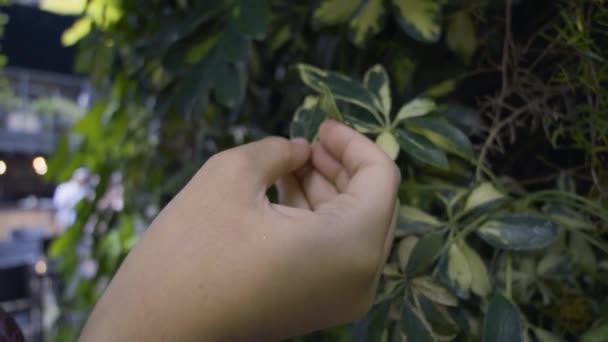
[291, 137, 309, 145]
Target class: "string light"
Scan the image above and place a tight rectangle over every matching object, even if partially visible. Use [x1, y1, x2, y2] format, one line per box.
[33, 156, 48, 175]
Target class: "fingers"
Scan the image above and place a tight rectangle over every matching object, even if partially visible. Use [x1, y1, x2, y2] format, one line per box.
[276, 174, 310, 209]
[296, 166, 339, 210]
[317, 121, 400, 201]
[224, 137, 311, 193]
[311, 143, 350, 193]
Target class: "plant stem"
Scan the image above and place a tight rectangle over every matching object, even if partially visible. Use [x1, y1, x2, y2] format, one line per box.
[505, 252, 513, 300]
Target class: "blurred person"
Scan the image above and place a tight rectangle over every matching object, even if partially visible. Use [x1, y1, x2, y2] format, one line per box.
[52, 168, 92, 231]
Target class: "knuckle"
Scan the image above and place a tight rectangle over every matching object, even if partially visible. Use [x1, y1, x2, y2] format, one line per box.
[205, 150, 250, 174]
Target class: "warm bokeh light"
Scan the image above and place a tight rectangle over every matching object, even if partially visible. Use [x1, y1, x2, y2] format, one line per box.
[0, 160, 5, 175]
[35, 259, 48, 275]
[33, 156, 48, 175]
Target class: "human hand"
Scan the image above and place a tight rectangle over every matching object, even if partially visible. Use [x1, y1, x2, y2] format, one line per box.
[79, 121, 400, 341]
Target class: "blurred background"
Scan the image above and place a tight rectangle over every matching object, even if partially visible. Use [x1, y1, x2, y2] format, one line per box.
[0, 0, 606, 341]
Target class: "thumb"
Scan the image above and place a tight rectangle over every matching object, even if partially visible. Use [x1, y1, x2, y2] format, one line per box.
[234, 136, 311, 192]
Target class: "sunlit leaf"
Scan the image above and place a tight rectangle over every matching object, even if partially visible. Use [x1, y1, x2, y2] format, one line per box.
[376, 131, 400, 160]
[364, 64, 392, 120]
[394, 128, 449, 169]
[392, 0, 442, 43]
[40, 0, 86, 15]
[482, 293, 523, 342]
[446, 11, 477, 65]
[476, 214, 560, 251]
[62, 17, 93, 47]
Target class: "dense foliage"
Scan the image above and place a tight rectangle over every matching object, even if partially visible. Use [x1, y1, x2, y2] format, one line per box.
[43, 0, 608, 340]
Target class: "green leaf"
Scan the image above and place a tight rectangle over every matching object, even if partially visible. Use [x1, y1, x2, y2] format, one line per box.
[395, 98, 436, 124]
[446, 242, 472, 299]
[290, 96, 326, 142]
[533, 328, 565, 342]
[581, 317, 608, 342]
[476, 214, 560, 251]
[407, 230, 445, 275]
[352, 301, 390, 342]
[397, 205, 443, 235]
[349, 0, 386, 46]
[313, 0, 360, 26]
[394, 128, 449, 169]
[62, 17, 92, 47]
[570, 231, 596, 275]
[297, 64, 382, 118]
[459, 240, 491, 297]
[392, 0, 442, 43]
[401, 304, 436, 342]
[442, 104, 482, 135]
[212, 62, 246, 109]
[412, 276, 458, 306]
[407, 117, 474, 160]
[234, 0, 269, 39]
[318, 84, 343, 121]
[446, 11, 477, 65]
[364, 64, 391, 120]
[425, 79, 456, 98]
[482, 293, 523, 342]
[463, 182, 506, 213]
[376, 131, 400, 160]
[185, 33, 220, 64]
[398, 236, 419, 271]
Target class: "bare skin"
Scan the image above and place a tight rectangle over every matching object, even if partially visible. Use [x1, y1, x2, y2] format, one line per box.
[79, 120, 400, 341]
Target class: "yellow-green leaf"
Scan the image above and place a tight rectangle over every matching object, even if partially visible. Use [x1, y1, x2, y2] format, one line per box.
[364, 64, 391, 120]
[533, 328, 565, 342]
[458, 240, 491, 297]
[290, 96, 325, 142]
[40, 0, 86, 15]
[425, 79, 456, 98]
[185, 33, 220, 64]
[297, 64, 382, 117]
[412, 276, 458, 306]
[395, 98, 436, 124]
[570, 231, 596, 275]
[61, 17, 93, 47]
[400, 205, 442, 226]
[463, 182, 506, 213]
[392, 0, 442, 43]
[349, 0, 385, 46]
[447, 242, 473, 295]
[446, 11, 477, 65]
[398, 236, 419, 271]
[313, 0, 360, 26]
[376, 131, 400, 160]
